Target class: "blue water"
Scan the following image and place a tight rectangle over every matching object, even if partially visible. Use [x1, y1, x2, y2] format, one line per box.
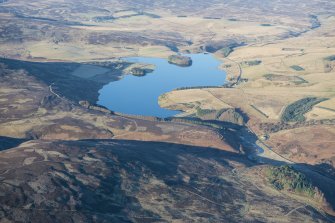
[98, 54, 226, 117]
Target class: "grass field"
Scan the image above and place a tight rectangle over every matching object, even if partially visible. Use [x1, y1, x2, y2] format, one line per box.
[159, 15, 335, 171]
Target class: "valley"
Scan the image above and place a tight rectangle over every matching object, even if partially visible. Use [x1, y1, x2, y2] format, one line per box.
[0, 0, 334, 222]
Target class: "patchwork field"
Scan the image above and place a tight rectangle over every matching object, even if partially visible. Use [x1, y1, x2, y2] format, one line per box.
[159, 14, 335, 185]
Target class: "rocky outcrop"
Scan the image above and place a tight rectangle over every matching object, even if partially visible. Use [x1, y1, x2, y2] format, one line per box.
[79, 100, 90, 109]
[168, 55, 192, 67]
[130, 67, 146, 76]
[89, 105, 112, 114]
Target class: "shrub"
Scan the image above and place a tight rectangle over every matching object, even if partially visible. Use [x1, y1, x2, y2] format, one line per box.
[290, 65, 305, 71]
[196, 108, 216, 117]
[241, 60, 262, 66]
[281, 97, 327, 122]
[266, 165, 316, 197]
[324, 55, 335, 61]
[219, 47, 233, 57]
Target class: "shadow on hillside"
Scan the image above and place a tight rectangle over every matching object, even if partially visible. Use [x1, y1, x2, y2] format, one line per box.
[53, 139, 260, 222]
[313, 163, 335, 179]
[0, 58, 130, 103]
[0, 136, 27, 151]
[54, 139, 335, 220]
[293, 162, 335, 212]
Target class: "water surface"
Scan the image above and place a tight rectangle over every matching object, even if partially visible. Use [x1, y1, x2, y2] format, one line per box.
[98, 54, 226, 117]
